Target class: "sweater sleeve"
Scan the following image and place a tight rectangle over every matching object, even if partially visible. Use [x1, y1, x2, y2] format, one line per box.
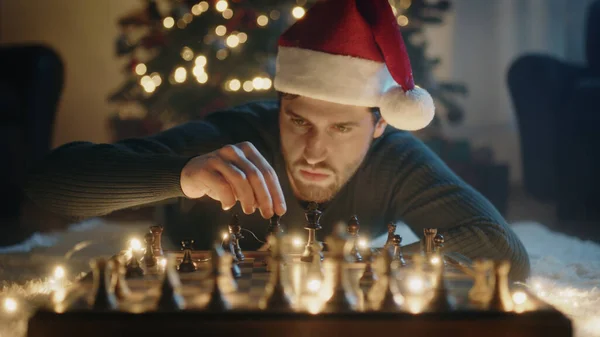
[24, 119, 231, 219]
[379, 132, 530, 282]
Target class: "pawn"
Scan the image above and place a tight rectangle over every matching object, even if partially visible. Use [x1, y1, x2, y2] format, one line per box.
[434, 233, 445, 253]
[157, 254, 185, 310]
[488, 260, 514, 312]
[346, 215, 362, 262]
[144, 233, 157, 268]
[91, 258, 118, 310]
[391, 234, 407, 268]
[110, 256, 131, 300]
[359, 248, 377, 289]
[373, 247, 399, 311]
[427, 259, 455, 311]
[178, 240, 196, 273]
[205, 243, 231, 311]
[259, 233, 293, 310]
[228, 214, 245, 262]
[149, 225, 164, 257]
[469, 259, 494, 305]
[126, 249, 144, 279]
[323, 223, 356, 312]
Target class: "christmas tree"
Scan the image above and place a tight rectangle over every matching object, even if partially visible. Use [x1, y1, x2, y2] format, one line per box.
[109, 0, 465, 140]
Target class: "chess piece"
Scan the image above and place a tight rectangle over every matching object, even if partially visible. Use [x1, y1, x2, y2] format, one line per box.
[391, 234, 407, 267]
[125, 248, 144, 279]
[178, 240, 197, 273]
[469, 259, 494, 305]
[359, 248, 377, 289]
[157, 254, 185, 310]
[259, 233, 293, 310]
[144, 233, 157, 268]
[91, 258, 118, 310]
[150, 225, 164, 257]
[305, 240, 325, 295]
[323, 223, 356, 312]
[266, 215, 284, 271]
[384, 222, 396, 248]
[488, 260, 514, 312]
[373, 246, 400, 311]
[427, 260, 455, 311]
[347, 215, 363, 262]
[434, 233, 444, 253]
[110, 256, 131, 300]
[228, 214, 245, 261]
[301, 202, 324, 262]
[205, 243, 231, 311]
[423, 228, 437, 257]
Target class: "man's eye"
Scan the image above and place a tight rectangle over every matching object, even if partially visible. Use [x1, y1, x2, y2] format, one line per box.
[334, 125, 351, 133]
[291, 118, 307, 126]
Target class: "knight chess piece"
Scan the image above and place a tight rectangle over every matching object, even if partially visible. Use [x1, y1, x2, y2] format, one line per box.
[206, 243, 231, 311]
[423, 228, 437, 257]
[228, 214, 245, 261]
[125, 248, 144, 279]
[259, 233, 293, 310]
[347, 215, 363, 262]
[427, 259, 455, 311]
[391, 234, 407, 267]
[301, 202, 324, 263]
[157, 254, 185, 310]
[323, 223, 356, 312]
[488, 260, 514, 312]
[178, 240, 197, 273]
[91, 258, 118, 310]
[143, 233, 157, 268]
[150, 225, 164, 257]
[384, 222, 396, 248]
[110, 256, 131, 300]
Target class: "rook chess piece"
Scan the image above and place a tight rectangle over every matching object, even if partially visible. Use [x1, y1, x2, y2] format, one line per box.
[347, 215, 363, 262]
[91, 258, 118, 310]
[206, 243, 231, 311]
[384, 222, 396, 248]
[150, 225, 164, 257]
[301, 202, 324, 262]
[157, 254, 185, 310]
[228, 214, 245, 261]
[259, 233, 293, 310]
[391, 234, 407, 267]
[178, 240, 197, 273]
[144, 233, 157, 268]
[423, 228, 437, 257]
[323, 224, 356, 312]
[488, 260, 514, 312]
[110, 256, 131, 300]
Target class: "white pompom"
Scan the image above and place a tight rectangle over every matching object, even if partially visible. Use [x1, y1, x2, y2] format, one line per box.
[379, 86, 435, 131]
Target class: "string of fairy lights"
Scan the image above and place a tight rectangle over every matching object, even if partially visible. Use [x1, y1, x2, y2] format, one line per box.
[130, 0, 414, 97]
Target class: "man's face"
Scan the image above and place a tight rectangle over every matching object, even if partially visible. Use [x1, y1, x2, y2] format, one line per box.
[279, 95, 387, 203]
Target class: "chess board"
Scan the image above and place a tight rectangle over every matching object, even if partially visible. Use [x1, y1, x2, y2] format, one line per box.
[26, 250, 573, 337]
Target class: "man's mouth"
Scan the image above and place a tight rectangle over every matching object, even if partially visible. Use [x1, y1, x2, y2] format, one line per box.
[298, 169, 331, 182]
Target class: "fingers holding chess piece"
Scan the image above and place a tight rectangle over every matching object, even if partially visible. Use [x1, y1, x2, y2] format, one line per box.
[178, 240, 197, 273]
[259, 233, 293, 311]
[91, 258, 118, 310]
[347, 215, 363, 262]
[157, 254, 185, 310]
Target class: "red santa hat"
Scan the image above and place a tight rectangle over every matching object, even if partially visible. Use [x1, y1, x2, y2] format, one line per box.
[274, 0, 435, 131]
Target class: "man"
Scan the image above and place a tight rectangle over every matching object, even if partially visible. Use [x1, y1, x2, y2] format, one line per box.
[24, 0, 529, 280]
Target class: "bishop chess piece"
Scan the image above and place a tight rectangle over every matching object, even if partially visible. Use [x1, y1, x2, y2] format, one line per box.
[384, 222, 397, 248]
[323, 224, 356, 312]
[143, 233, 157, 268]
[347, 215, 363, 262]
[488, 260, 514, 312]
[259, 233, 293, 310]
[110, 256, 131, 300]
[359, 248, 377, 289]
[206, 243, 232, 311]
[157, 254, 185, 310]
[150, 225, 164, 257]
[228, 214, 245, 262]
[91, 258, 118, 310]
[423, 228, 437, 257]
[178, 240, 197, 273]
[391, 234, 407, 268]
[301, 202, 324, 263]
[427, 258, 455, 311]
[126, 248, 144, 279]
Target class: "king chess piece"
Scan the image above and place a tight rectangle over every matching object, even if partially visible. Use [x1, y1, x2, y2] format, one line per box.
[323, 223, 356, 312]
[178, 240, 197, 273]
[150, 225, 164, 257]
[143, 233, 157, 268]
[347, 215, 363, 262]
[301, 202, 324, 263]
[228, 214, 245, 262]
[91, 258, 118, 310]
[157, 254, 185, 310]
[384, 222, 397, 248]
[259, 233, 293, 310]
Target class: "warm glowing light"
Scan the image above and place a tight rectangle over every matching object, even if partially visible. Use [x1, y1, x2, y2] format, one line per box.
[163, 17, 175, 29]
[243, 80, 254, 92]
[195, 55, 207, 67]
[215, 25, 227, 36]
[292, 237, 303, 247]
[222, 233, 229, 240]
[252, 77, 265, 90]
[307, 279, 321, 292]
[159, 258, 167, 268]
[228, 79, 241, 91]
[130, 238, 142, 251]
[196, 72, 208, 83]
[143, 82, 156, 93]
[215, 0, 228, 12]
[177, 19, 186, 29]
[191, 4, 202, 15]
[358, 239, 368, 248]
[4, 298, 17, 313]
[407, 275, 425, 294]
[270, 10, 281, 20]
[193, 65, 204, 77]
[216, 49, 229, 60]
[135, 63, 147, 75]
[262, 78, 272, 90]
[257, 15, 269, 27]
[512, 291, 528, 305]
[183, 13, 193, 23]
[199, 1, 209, 11]
[430, 256, 441, 265]
[306, 298, 322, 314]
[238, 32, 248, 43]
[222, 9, 233, 19]
[54, 266, 65, 279]
[141, 75, 153, 86]
[397, 15, 409, 27]
[181, 47, 194, 61]
[226, 35, 240, 48]
[292, 6, 306, 19]
[174, 67, 187, 83]
[151, 73, 162, 86]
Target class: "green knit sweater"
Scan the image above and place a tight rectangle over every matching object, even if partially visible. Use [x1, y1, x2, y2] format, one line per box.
[25, 100, 530, 281]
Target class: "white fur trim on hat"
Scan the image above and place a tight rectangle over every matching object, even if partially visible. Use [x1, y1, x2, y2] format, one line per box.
[379, 85, 435, 131]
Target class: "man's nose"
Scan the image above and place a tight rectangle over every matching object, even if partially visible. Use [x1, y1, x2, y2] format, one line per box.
[303, 131, 329, 165]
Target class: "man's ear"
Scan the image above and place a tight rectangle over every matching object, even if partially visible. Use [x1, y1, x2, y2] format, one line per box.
[373, 117, 388, 138]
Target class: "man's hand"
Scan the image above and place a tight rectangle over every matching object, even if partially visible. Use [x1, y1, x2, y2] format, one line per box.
[180, 142, 286, 219]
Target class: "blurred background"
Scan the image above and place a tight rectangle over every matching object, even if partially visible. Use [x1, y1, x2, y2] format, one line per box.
[1, 0, 599, 245]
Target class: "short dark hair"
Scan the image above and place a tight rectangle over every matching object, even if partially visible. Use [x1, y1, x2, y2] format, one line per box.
[278, 92, 381, 124]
